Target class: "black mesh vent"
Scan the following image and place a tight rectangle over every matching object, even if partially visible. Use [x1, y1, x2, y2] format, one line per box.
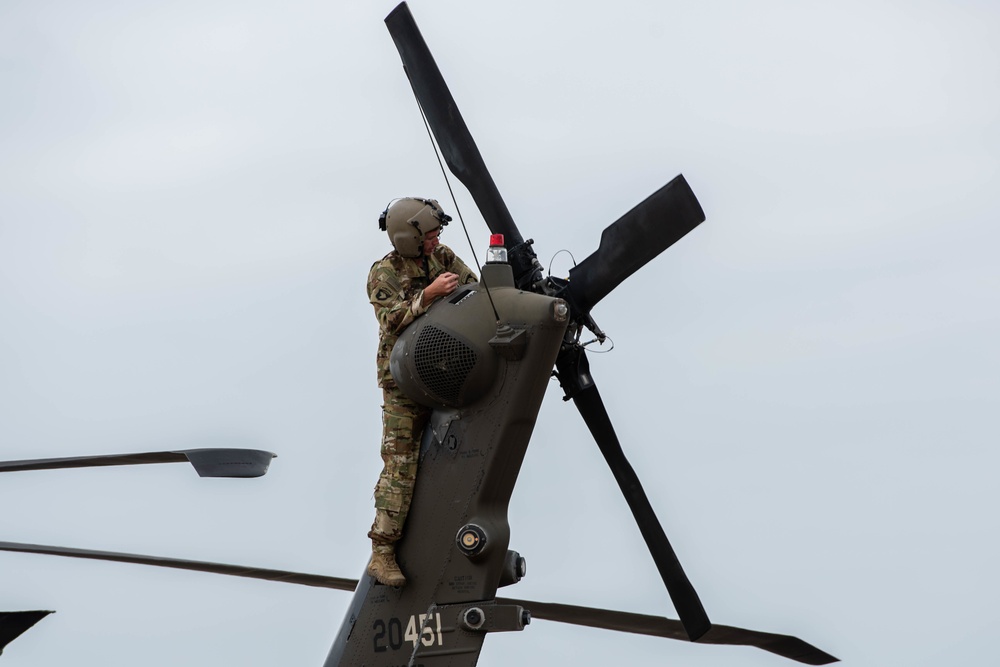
[413, 326, 478, 403]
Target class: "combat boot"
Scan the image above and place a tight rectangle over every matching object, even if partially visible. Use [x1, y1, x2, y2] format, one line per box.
[368, 547, 406, 587]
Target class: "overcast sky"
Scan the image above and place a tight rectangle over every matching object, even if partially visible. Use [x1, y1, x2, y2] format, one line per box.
[1, 1, 998, 666]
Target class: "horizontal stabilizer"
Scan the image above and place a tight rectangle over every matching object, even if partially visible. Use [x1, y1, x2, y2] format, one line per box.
[0, 611, 52, 655]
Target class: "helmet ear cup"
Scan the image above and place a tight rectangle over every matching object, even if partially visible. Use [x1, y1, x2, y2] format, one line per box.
[391, 230, 421, 257]
[378, 207, 388, 231]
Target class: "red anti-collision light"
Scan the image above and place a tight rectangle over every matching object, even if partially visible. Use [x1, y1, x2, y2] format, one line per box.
[489, 233, 504, 246]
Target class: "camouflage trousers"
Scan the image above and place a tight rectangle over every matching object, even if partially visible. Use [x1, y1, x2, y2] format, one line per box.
[369, 386, 430, 549]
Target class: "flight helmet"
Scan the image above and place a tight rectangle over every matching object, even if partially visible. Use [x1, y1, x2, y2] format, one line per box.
[378, 197, 452, 258]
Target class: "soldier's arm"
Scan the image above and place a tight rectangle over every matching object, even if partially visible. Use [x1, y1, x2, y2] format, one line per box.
[439, 246, 478, 284]
[454, 256, 478, 285]
[369, 265, 426, 335]
[424, 273, 460, 304]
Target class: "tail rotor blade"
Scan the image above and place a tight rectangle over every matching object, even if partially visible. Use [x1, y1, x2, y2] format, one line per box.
[566, 175, 705, 314]
[384, 2, 523, 247]
[555, 346, 711, 641]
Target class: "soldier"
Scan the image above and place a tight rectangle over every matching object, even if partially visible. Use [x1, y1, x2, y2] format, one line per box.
[367, 197, 478, 586]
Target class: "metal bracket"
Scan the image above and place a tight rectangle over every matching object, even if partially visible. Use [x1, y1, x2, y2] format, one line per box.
[433, 600, 530, 634]
[489, 325, 527, 361]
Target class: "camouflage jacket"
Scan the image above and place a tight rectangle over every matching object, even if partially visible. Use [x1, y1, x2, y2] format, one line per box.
[368, 245, 478, 388]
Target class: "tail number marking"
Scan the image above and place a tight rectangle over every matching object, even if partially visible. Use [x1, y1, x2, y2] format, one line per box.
[374, 613, 443, 653]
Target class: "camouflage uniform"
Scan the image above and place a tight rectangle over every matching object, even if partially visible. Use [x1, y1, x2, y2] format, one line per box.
[368, 244, 477, 550]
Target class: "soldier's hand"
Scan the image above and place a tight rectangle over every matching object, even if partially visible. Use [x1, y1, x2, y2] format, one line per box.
[424, 272, 460, 304]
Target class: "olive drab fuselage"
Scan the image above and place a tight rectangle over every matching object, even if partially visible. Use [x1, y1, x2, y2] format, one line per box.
[325, 262, 569, 666]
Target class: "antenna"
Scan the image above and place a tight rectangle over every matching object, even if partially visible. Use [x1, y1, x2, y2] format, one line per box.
[409, 84, 502, 323]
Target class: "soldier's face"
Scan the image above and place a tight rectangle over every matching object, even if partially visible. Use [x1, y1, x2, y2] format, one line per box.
[422, 228, 440, 255]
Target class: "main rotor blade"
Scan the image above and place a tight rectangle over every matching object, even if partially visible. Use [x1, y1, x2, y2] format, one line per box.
[0, 611, 52, 655]
[0, 542, 835, 664]
[0, 542, 356, 592]
[384, 2, 523, 247]
[0, 449, 276, 478]
[555, 346, 711, 641]
[566, 175, 705, 314]
[496, 598, 838, 665]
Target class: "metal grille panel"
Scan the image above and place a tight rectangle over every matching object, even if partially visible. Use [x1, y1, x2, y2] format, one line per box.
[413, 326, 478, 403]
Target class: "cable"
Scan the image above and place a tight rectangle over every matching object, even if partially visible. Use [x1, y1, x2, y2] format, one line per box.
[547, 249, 578, 277]
[582, 335, 615, 353]
[413, 99, 501, 323]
